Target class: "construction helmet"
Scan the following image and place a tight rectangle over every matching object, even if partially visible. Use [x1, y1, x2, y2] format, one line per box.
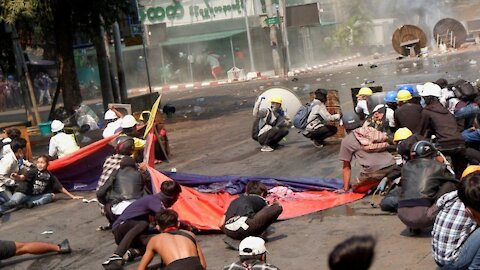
[121, 115, 138, 129]
[115, 136, 135, 155]
[396, 90, 412, 102]
[51, 120, 65, 133]
[420, 82, 442, 98]
[341, 111, 361, 131]
[461, 165, 480, 179]
[270, 96, 283, 104]
[384, 91, 398, 103]
[393, 127, 413, 143]
[104, 109, 117, 120]
[410, 141, 437, 159]
[357, 87, 373, 97]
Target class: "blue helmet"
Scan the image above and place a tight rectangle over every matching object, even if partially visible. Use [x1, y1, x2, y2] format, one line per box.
[384, 91, 398, 103]
[399, 84, 420, 97]
[7, 75, 14, 81]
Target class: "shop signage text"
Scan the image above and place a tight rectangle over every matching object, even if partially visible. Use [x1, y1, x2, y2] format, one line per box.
[139, 0, 245, 25]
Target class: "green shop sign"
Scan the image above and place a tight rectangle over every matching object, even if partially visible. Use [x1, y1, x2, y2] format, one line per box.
[139, 0, 244, 23]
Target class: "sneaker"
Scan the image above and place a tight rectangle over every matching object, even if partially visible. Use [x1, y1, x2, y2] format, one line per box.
[102, 255, 124, 270]
[261, 145, 274, 152]
[58, 239, 71, 254]
[97, 224, 112, 231]
[123, 248, 141, 262]
[312, 140, 324, 148]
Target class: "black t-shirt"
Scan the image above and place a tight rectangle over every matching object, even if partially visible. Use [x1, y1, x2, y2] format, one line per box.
[225, 194, 268, 220]
[16, 169, 62, 195]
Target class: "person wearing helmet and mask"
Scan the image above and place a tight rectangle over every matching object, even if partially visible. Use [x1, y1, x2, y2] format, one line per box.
[120, 115, 146, 161]
[304, 89, 341, 148]
[252, 96, 290, 152]
[396, 141, 458, 233]
[379, 128, 426, 213]
[102, 106, 124, 138]
[48, 120, 80, 159]
[338, 112, 396, 193]
[355, 87, 372, 119]
[418, 82, 467, 179]
[394, 90, 423, 132]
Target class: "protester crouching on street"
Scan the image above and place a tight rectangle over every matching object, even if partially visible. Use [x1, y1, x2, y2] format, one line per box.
[252, 96, 290, 152]
[49, 120, 80, 159]
[432, 166, 480, 269]
[96, 155, 148, 227]
[394, 90, 423, 132]
[303, 88, 341, 148]
[418, 82, 468, 179]
[355, 87, 372, 120]
[223, 236, 279, 270]
[102, 180, 182, 269]
[137, 209, 206, 270]
[221, 181, 283, 240]
[395, 141, 458, 233]
[338, 112, 397, 193]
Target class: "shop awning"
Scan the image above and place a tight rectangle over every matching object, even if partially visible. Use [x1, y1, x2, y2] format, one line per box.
[160, 29, 246, 46]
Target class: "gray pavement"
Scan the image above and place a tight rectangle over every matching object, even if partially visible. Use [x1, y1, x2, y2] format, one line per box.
[2, 47, 480, 269]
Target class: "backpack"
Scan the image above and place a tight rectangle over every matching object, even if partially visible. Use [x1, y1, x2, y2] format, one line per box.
[352, 126, 389, 152]
[252, 109, 272, 141]
[293, 104, 313, 129]
[453, 82, 478, 101]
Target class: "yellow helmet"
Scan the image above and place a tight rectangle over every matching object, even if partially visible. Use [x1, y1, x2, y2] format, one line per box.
[393, 127, 413, 143]
[396, 90, 412, 102]
[461, 165, 480, 179]
[356, 87, 373, 97]
[270, 96, 282, 104]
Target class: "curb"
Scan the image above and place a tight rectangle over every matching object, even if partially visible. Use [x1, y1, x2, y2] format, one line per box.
[127, 54, 361, 95]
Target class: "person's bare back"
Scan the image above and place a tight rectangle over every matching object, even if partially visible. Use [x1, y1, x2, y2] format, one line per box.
[137, 210, 206, 270]
[152, 231, 200, 265]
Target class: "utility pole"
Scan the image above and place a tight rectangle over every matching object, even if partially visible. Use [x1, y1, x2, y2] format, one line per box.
[113, 22, 128, 103]
[265, 0, 283, 76]
[243, 0, 256, 72]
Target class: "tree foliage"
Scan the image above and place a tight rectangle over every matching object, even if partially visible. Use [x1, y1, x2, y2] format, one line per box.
[334, 2, 372, 50]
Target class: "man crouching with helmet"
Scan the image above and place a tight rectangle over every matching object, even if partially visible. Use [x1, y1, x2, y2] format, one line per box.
[338, 112, 397, 193]
[252, 96, 291, 152]
[396, 141, 458, 234]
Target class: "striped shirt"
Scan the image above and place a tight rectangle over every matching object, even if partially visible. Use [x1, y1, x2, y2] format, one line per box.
[432, 191, 478, 265]
[223, 260, 279, 270]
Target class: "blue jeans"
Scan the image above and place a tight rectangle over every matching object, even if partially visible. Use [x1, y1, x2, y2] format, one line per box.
[0, 190, 12, 204]
[0, 192, 54, 213]
[440, 228, 480, 270]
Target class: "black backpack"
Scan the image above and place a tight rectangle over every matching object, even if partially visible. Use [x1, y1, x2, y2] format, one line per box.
[252, 109, 272, 141]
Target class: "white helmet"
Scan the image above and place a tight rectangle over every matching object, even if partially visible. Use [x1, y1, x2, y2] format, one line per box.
[420, 82, 441, 98]
[121, 115, 137, 129]
[51, 120, 65, 133]
[104, 109, 117, 120]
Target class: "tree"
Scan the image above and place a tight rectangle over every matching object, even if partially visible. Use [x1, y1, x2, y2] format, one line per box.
[0, 0, 129, 112]
[333, 1, 372, 51]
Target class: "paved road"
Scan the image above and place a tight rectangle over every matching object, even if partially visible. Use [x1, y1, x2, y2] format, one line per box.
[1, 47, 480, 269]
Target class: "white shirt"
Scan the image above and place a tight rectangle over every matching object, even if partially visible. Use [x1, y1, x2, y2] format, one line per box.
[0, 138, 12, 160]
[355, 100, 369, 116]
[0, 151, 18, 192]
[102, 119, 122, 138]
[49, 133, 80, 158]
[207, 54, 220, 68]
